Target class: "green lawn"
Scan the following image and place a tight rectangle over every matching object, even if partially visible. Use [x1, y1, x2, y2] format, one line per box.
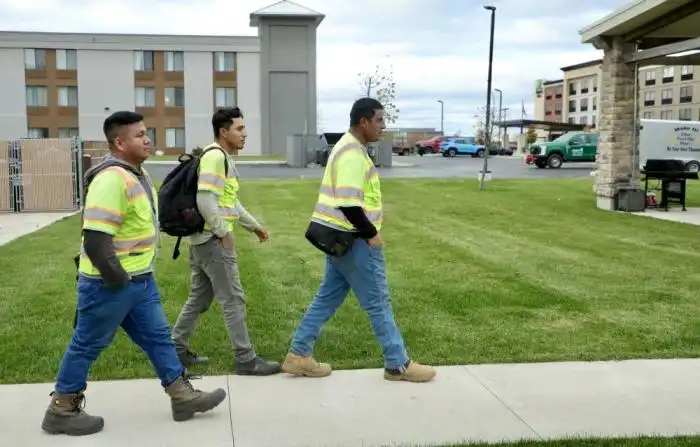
[441, 436, 700, 446]
[1, 178, 700, 384]
[147, 153, 286, 162]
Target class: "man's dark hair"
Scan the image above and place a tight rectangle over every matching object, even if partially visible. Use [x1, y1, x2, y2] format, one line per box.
[350, 97, 383, 127]
[103, 111, 144, 146]
[212, 107, 244, 139]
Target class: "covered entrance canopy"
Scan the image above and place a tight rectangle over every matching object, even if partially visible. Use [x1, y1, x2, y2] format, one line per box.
[579, 0, 700, 210]
[496, 119, 586, 132]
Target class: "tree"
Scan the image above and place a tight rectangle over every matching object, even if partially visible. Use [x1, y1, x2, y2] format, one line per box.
[358, 63, 399, 124]
[473, 105, 499, 144]
[526, 126, 537, 144]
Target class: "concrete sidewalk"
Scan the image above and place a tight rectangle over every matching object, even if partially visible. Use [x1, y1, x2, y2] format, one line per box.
[3, 358, 700, 446]
[0, 211, 77, 246]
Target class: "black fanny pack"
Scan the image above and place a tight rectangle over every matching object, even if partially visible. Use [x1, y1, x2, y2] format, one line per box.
[305, 221, 355, 256]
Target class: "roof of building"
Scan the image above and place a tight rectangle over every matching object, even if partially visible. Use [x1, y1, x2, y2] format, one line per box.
[560, 59, 603, 72]
[495, 119, 587, 131]
[250, 0, 325, 26]
[542, 79, 564, 86]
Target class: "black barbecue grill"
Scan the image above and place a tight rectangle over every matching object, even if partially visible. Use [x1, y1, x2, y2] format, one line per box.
[641, 159, 699, 211]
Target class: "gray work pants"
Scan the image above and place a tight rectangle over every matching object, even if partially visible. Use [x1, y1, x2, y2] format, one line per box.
[171, 236, 257, 363]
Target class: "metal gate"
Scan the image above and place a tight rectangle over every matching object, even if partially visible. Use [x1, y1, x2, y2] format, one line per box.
[1, 137, 83, 213]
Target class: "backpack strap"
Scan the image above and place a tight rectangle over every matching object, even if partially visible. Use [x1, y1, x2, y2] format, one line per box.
[200, 145, 229, 176]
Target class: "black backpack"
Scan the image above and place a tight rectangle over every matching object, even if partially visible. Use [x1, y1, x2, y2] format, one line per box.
[158, 146, 228, 259]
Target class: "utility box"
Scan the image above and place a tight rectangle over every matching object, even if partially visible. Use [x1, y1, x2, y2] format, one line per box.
[286, 134, 306, 168]
[617, 186, 645, 212]
[375, 139, 393, 167]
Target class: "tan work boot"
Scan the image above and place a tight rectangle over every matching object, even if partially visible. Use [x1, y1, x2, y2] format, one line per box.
[281, 352, 332, 378]
[165, 375, 227, 422]
[41, 391, 104, 436]
[384, 361, 436, 383]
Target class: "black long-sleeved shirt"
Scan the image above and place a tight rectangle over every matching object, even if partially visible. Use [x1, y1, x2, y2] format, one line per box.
[339, 206, 377, 239]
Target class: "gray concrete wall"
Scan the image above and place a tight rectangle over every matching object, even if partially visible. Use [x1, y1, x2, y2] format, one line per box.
[236, 52, 262, 155]
[0, 49, 28, 140]
[258, 18, 319, 155]
[184, 51, 214, 151]
[77, 50, 135, 140]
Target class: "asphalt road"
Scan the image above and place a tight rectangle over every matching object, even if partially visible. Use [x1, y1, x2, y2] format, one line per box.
[144, 154, 596, 184]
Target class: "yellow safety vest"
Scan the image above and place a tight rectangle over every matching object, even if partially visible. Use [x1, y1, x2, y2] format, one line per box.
[197, 143, 240, 233]
[79, 166, 158, 277]
[311, 132, 383, 232]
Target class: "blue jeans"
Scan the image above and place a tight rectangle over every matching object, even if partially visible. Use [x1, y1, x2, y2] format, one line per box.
[290, 239, 409, 369]
[55, 275, 184, 394]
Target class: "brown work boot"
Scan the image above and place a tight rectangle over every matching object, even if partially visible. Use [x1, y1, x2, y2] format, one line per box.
[165, 375, 227, 422]
[281, 352, 332, 378]
[41, 391, 104, 436]
[384, 361, 437, 383]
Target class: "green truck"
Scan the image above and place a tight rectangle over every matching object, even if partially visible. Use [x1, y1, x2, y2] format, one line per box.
[525, 131, 598, 169]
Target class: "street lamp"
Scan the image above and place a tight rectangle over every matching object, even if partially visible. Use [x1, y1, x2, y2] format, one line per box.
[480, 5, 496, 191]
[437, 100, 444, 134]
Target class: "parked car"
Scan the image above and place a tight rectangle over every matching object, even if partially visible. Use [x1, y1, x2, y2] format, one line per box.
[415, 136, 446, 154]
[439, 137, 486, 158]
[487, 143, 514, 156]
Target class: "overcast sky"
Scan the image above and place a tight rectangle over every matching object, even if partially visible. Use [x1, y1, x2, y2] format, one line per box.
[0, 0, 628, 134]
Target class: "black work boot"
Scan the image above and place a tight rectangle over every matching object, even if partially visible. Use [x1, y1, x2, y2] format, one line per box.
[165, 374, 227, 422]
[235, 356, 282, 376]
[41, 391, 104, 436]
[177, 348, 210, 367]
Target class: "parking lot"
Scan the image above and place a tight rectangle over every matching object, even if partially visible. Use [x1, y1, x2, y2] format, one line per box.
[144, 153, 597, 183]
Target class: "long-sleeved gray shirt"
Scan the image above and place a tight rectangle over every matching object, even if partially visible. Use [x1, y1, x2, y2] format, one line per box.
[189, 193, 262, 246]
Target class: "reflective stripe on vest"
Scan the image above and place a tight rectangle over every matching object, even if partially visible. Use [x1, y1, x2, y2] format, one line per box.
[200, 143, 241, 232]
[311, 142, 383, 231]
[79, 166, 158, 278]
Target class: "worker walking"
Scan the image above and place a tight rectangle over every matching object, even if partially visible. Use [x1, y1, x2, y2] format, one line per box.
[281, 98, 437, 383]
[42, 111, 226, 437]
[171, 107, 281, 376]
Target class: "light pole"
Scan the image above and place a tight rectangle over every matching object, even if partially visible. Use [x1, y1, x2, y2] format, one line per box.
[480, 5, 496, 191]
[493, 88, 502, 147]
[437, 100, 444, 134]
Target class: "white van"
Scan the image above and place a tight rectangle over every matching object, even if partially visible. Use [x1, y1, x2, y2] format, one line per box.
[638, 118, 700, 172]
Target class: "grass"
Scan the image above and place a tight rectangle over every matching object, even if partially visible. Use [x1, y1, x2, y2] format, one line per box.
[441, 436, 700, 446]
[1, 178, 700, 384]
[147, 153, 286, 162]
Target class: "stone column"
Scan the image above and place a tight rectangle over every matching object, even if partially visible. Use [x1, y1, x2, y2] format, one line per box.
[596, 37, 638, 210]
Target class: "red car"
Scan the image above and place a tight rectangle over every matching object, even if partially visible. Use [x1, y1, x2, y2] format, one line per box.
[415, 136, 446, 154]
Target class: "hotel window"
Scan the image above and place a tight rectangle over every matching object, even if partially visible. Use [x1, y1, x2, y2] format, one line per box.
[57, 86, 78, 107]
[24, 49, 47, 69]
[215, 87, 236, 107]
[644, 70, 656, 86]
[661, 88, 673, 105]
[56, 49, 77, 70]
[580, 98, 588, 112]
[58, 128, 79, 138]
[581, 79, 589, 94]
[164, 51, 184, 71]
[28, 128, 49, 138]
[568, 81, 577, 96]
[660, 110, 673, 120]
[662, 67, 674, 83]
[135, 87, 156, 107]
[214, 52, 236, 71]
[681, 65, 694, 81]
[26, 86, 48, 106]
[568, 100, 576, 113]
[644, 91, 655, 106]
[134, 51, 155, 71]
[165, 128, 186, 148]
[642, 111, 654, 119]
[680, 86, 693, 103]
[679, 108, 692, 121]
[165, 87, 185, 107]
[147, 128, 156, 146]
